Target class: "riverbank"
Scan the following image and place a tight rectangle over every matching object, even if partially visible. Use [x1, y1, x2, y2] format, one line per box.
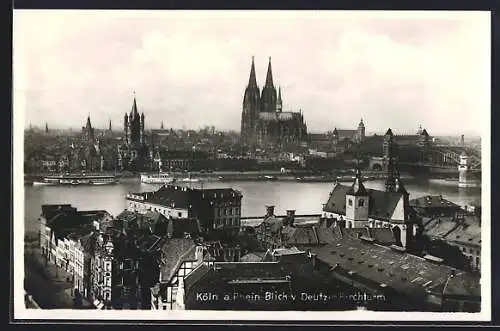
[24, 232, 93, 309]
[25, 169, 462, 186]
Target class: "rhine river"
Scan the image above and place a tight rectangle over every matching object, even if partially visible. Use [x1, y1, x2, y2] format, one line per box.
[23, 179, 481, 234]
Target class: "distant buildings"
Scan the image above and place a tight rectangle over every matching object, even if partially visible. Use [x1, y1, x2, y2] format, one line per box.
[332, 119, 366, 145]
[240, 57, 308, 151]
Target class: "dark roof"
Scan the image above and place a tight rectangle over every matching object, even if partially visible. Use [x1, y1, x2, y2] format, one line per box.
[183, 261, 291, 294]
[159, 238, 197, 283]
[385, 128, 393, 136]
[324, 184, 404, 221]
[147, 185, 242, 209]
[323, 184, 351, 215]
[138, 234, 163, 252]
[116, 210, 139, 223]
[410, 195, 461, 210]
[184, 263, 211, 291]
[41, 204, 77, 222]
[142, 211, 168, 224]
[167, 218, 202, 238]
[310, 238, 480, 299]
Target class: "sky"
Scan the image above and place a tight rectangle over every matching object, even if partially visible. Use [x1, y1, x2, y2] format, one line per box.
[13, 10, 490, 136]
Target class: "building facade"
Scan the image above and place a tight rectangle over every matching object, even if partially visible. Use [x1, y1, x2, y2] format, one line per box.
[240, 57, 308, 151]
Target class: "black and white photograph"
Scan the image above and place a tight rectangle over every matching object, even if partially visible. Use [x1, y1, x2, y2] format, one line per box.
[13, 10, 490, 321]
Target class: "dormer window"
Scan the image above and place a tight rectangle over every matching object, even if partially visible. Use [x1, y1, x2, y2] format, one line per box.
[348, 199, 353, 206]
[359, 199, 365, 207]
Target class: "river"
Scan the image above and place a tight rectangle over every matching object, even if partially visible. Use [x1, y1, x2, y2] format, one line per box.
[23, 179, 481, 234]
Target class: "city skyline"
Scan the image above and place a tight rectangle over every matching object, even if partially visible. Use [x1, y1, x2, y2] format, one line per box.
[14, 10, 489, 136]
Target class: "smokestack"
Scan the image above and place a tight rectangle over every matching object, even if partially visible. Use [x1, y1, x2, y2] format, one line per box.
[266, 205, 275, 217]
[286, 210, 295, 227]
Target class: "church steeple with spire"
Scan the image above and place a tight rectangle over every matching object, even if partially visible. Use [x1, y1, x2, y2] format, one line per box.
[128, 92, 142, 146]
[241, 56, 261, 147]
[260, 57, 277, 113]
[276, 86, 282, 112]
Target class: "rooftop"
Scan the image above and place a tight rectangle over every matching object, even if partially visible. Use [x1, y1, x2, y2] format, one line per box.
[323, 183, 405, 222]
[410, 195, 462, 211]
[308, 235, 480, 299]
[158, 238, 198, 283]
[423, 215, 481, 247]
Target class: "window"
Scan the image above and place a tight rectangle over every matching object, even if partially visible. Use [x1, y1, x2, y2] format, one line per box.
[359, 199, 364, 207]
[178, 212, 182, 217]
[348, 199, 353, 206]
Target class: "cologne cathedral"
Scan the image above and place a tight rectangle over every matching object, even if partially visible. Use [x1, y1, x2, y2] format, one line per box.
[117, 95, 149, 171]
[240, 57, 308, 151]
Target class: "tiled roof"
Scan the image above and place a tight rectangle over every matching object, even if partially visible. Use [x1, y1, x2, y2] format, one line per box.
[310, 237, 480, 299]
[282, 225, 319, 245]
[424, 215, 481, 247]
[410, 195, 461, 210]
[323, 183, 404, 221]
[159, 238, 197, 283]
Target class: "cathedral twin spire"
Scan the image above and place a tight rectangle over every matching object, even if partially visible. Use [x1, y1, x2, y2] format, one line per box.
[246, 56, 279, 114]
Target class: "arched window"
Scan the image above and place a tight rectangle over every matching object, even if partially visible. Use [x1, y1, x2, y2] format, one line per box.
[359, 199, 365, 207]
[348, 199, 353, 206]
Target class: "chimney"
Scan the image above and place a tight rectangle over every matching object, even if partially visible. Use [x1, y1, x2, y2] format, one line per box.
[266, 205, 275, 217]
[286, 210, 296, 227]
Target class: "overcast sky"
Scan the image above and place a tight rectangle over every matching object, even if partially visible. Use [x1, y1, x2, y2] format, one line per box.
[13, 10, 489, 136]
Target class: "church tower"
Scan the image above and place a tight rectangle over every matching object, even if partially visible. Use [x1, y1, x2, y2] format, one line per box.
[140, 112, 145, 144]
[124, 113, 129, 145]
[276, 86, 282, 112]
[357, 118, 365, 143]
[260, 57, 277, 114]
[384, 128, 397, 192]
[129, 94, 141, 146]
[345, 168, 370, 228]
[241, 56, 261, 147]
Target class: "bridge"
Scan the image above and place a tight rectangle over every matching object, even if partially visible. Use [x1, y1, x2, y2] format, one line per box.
[367, 143, 481, 174]
[398, 145, 481, 172]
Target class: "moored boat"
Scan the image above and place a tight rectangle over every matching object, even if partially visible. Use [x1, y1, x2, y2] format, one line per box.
[33, 173, 119, 186]
[140, 172, 176, 184]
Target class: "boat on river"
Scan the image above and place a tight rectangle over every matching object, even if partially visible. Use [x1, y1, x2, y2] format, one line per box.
[32, 173, 120, 186]
[140, 172, 176, 184]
